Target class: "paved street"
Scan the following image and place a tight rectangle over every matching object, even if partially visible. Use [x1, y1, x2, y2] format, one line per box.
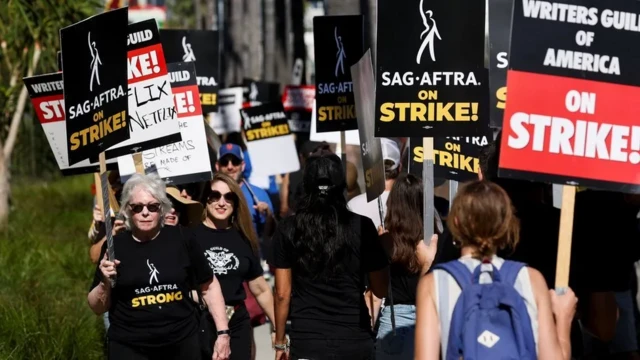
[254, 323, 275, 360]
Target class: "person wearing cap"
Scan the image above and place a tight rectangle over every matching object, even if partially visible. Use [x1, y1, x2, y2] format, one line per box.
[216, 144, 274, 239]
[280, 140, 331, 217]
[347, 138, 402, 229]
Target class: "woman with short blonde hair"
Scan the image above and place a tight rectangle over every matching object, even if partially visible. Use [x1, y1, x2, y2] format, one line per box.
[88, 173, 231, 360]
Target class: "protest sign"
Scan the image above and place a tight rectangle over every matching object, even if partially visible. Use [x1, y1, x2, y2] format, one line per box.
[160, 29, 219, 112]
[488, 0, 513, 128]
[410, 135, 489, 182]
[310, 99, 360, 145]
[243, 79, 281, 106]
[60, 8, 129, 165]
[313, 15, 364, 133]
[283, 85, 315, 133]
[351, 50, 385, 202]
[24, 73, 117, 175]
[211, 87, 243, 135]
[240, 102, 300, 176]
[375, 0, 488, 137]
[102, 19, 181, 160]
[118, 62, 212, 185]
[499, 0, 640, 193]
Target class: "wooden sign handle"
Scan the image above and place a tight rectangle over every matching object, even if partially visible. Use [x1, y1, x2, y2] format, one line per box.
[423, 137, 435, 245]
[94, 172, 104, 215]
[554, 185, 576, 291]
[133, 152, 144, 174]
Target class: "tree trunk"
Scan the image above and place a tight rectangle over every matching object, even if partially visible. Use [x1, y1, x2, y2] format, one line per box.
[194, 0, 203, 29]
[4, 44, 41, 160]
[246, 0, 263, 80]
[291, 0, 305, 83]
[0, 144, 9, 230]
[223, 0, 244, 86]
[263, 0, 276, 82]
[0, 43, 41, 229]
[205, 0, 217, 30]
[325, 0, 359, 15]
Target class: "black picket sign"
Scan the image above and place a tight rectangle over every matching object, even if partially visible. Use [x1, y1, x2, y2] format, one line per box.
[375, 0, 489, 138]
[313, 15, 364, 133]
[161, 29, 220, 113]
[60, 7, 130, 166]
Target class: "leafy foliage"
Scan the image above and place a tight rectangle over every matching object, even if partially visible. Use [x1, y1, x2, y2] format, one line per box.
[165, 0, 197, 29]
[0, 0, 102, 137]
[0, 174, 104, 359]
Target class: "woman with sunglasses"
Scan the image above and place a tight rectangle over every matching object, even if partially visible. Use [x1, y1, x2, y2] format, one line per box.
[193, 172, 276, 360]
[88, 173, 231, 360]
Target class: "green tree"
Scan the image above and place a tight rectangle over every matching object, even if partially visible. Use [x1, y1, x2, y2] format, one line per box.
[0, 0, 101, 229]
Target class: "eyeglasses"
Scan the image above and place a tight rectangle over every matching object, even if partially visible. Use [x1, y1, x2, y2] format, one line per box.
[129, 203, 161, 213]
[207, 190, 238, 204]
[218, 156, 242, 167]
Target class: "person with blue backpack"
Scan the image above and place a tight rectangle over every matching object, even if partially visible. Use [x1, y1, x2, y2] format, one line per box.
[414, 180, 578, 360]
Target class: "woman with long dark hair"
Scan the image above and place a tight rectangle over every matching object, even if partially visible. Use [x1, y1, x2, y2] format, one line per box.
[271, 153, 389, 360]
[374, 173, 438, 360]
[193, 172, 275, 360]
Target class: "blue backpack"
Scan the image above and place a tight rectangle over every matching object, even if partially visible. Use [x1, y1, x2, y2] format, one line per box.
[433, 260, 537, 360]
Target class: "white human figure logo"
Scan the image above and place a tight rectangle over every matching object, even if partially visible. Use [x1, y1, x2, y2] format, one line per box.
[416, 0, 442, 64]
[182, 36, 196, 62]
[147, 259, 160, 285]
[88, 32, 102, 92]
[334, 27, 346, 77]
[249, 82, 258, 101]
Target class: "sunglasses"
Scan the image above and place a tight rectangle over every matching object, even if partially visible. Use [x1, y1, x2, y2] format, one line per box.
[207, 190, 238, 204]
[129, 203, 161, 213]
[218, 156, 242, 167]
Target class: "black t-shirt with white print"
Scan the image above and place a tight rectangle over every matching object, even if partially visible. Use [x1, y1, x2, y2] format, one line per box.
[193, 224, 263, 305]
[90, 225, 213, 347]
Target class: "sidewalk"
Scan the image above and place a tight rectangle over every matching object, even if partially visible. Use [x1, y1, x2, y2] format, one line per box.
[254, 323, 275, 360]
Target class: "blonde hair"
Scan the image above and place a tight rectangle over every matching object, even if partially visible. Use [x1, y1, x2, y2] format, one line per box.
[120, 173, 172, 230]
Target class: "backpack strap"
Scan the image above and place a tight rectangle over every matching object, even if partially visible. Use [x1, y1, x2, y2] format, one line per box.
[433, 260, 473, 290]
[498, 260, 527, 287]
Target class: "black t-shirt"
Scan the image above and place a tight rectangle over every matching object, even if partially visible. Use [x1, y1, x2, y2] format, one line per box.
[90, 226, 213, 347]
[271, 213, 388, 340]
[389, 264, 419, 305]
[192, 224, 263, 305]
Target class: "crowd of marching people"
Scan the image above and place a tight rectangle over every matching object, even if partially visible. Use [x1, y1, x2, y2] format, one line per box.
[85, 132, 640, 360]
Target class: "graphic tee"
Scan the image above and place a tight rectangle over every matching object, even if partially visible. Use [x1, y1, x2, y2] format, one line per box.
[193, 224, 263, 305]
[271, 213, 388, 340]
[90, 226, 213, 347]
